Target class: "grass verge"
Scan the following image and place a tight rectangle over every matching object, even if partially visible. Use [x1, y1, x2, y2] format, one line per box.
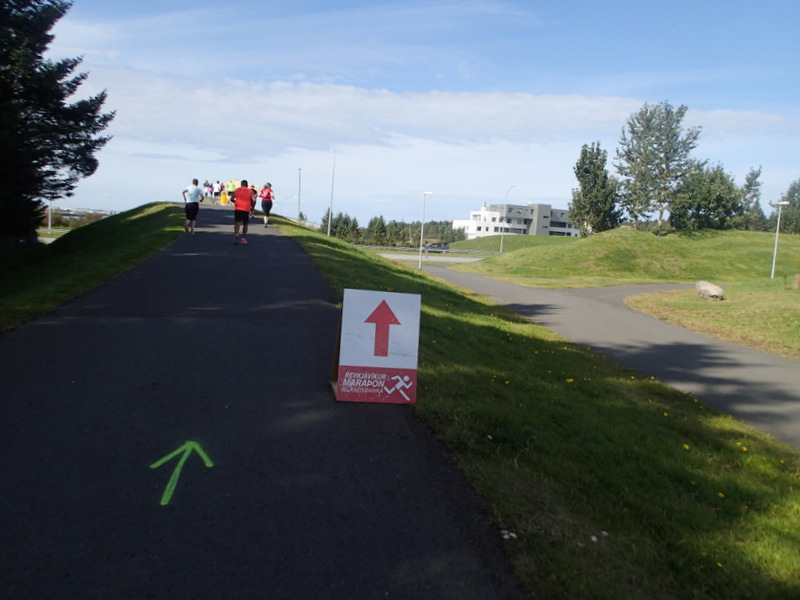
[0, 202, 183, 331]
[280, 217, 800, 600]
[453, 228, 800, 359]
[2, 210, 798, 598]
[627, 281, 800, 360]
[455, 228, 800, 284]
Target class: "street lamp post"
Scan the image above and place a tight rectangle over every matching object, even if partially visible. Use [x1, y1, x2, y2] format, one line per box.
[771, 200, 791, 278]
[327, 149, 336, 236]
[418, 191, 433, 269]
[500, 185, 514, 253]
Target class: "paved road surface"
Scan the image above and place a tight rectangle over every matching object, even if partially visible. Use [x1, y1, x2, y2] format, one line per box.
[424, 265, 800, 450]
[0, 206, 527, 599]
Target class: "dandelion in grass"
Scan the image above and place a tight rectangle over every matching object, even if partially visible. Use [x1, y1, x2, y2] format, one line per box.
[718, 492, 725, 498]
[683, 444, 690, 450]
[566, 378, 574, 383]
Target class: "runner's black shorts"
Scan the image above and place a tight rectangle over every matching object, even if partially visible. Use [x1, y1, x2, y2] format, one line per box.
[185, 202, 199, 220]
[234, 209, 249, 224]
[261, 200, 273, 216]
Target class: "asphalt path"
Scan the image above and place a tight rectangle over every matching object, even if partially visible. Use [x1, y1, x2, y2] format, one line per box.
[424, 265, 800, 450]
[0, 205, 528, 599]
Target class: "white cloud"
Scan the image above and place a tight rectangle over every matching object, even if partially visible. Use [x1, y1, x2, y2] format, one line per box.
[64, 63, 800, 223]
[45, 0, 799, 223]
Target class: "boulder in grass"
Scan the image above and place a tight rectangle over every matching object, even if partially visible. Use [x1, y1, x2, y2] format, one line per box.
[696, 280, 725, 300]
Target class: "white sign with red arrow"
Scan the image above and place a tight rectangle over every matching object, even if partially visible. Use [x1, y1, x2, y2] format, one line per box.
[333, 289, 421, 404]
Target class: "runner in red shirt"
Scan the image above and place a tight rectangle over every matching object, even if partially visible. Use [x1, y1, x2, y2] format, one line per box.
[233, 179, 256, 245]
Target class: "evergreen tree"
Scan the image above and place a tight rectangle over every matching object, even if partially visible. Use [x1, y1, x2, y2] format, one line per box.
[319, 210, 330, 235]
[0, 0, 115, 244]
[615, 102, 701, 230]
[364, 216, 387, 245]
[384, 220, 407, 246]
[569, 142, 622, 236]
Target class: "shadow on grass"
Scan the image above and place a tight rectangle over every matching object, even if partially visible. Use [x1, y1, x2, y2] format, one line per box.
[284, 218, 800, 600]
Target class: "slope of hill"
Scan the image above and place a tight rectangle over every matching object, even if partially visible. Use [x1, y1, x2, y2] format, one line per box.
[457, 228, 800, 284]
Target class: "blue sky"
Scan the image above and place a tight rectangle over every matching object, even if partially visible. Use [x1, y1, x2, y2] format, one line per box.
[50, 0, 799, 224]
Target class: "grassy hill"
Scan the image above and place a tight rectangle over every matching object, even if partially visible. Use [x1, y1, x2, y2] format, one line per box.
[452, 228, 800, 358]
[281, 218, 800, 600]
[3, 208, 800, 599]
[456, 228, 800, 286]
[0, 203, 183, 330]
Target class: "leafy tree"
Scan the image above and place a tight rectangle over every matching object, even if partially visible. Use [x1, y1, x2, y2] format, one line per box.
[569, 141, 622, 236]
[734, 167, 767, 231]
[776, 178, 800, 234]
[0, 0, 115, 245]
[669, 163, 744, 231]
[615, 102, 701, 230]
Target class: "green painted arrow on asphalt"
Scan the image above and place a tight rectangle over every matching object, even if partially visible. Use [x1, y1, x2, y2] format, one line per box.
[150, 441, 214, 506]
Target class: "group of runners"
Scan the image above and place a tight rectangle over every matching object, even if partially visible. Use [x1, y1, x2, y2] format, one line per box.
[181, 178, 274, 244]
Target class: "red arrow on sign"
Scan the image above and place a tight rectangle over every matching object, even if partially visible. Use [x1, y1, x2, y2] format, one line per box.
[365, 300, 401, 357]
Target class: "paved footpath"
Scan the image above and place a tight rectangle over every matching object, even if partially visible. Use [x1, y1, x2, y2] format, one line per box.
[0, 206, 528, 600]
[424, 265, 800, 450]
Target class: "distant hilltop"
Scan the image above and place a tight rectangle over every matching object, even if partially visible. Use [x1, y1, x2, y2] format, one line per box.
[57, 208, 117, 218]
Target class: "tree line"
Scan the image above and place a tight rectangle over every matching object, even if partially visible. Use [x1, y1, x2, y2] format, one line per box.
[3, 5, 797, 252]
[569, 101, 800, 236]
[319, 212, 466, 246]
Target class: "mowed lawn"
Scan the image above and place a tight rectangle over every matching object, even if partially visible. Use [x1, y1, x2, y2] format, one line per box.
[452, 228, 800, 359]
[282, 220, 800, 600]
[2, 208, 799, 599]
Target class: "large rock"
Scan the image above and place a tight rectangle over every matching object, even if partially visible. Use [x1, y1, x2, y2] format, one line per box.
[696, 280, 725, 300]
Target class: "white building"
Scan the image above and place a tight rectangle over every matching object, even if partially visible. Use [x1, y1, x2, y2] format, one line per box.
[452, 202, 579, 240]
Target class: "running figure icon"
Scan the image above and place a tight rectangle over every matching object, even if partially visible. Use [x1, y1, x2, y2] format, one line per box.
[383, 375, 413, 402]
